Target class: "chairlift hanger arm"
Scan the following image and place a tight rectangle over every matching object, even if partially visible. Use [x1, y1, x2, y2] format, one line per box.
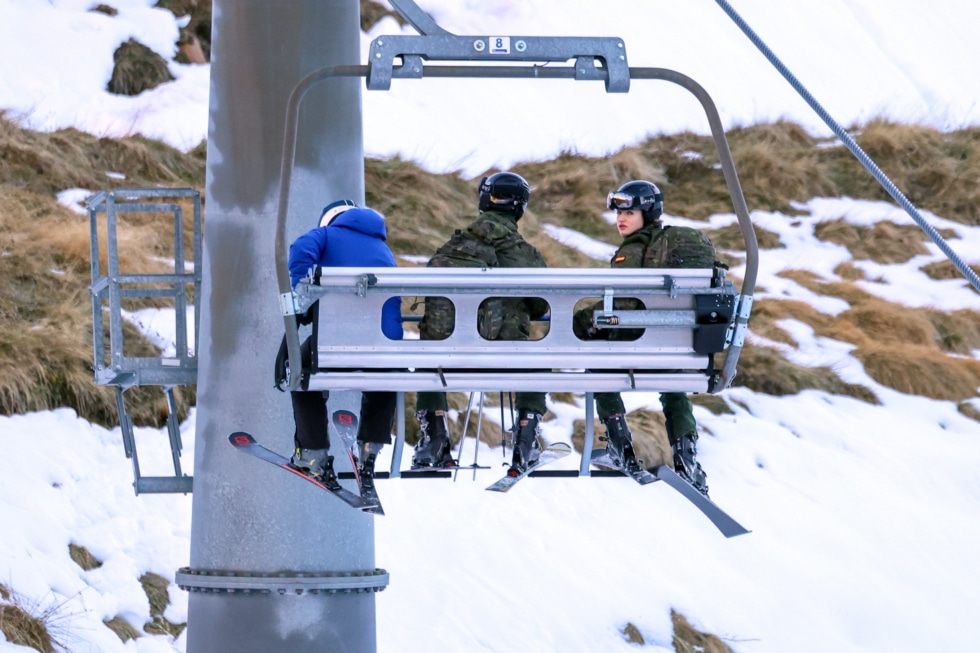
[368, 35, 630, 92]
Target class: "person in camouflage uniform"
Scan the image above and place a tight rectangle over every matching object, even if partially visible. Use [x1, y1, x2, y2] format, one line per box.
[413, 172, 550, 475]
[573, 180, 713, 495]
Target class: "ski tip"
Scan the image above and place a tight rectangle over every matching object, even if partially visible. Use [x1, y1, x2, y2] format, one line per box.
[548, 442, 573, 453]
[228, 432, 255, 446]
[332, 409, 358, 427]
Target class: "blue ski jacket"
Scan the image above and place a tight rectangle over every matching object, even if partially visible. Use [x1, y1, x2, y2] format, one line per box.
[288, 207, 403, 340]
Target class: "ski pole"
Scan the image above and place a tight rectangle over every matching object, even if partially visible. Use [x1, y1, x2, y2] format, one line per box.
[499, 392, 507, 464]
[472, 392, 485, 480]
[454, 391, 476, 482]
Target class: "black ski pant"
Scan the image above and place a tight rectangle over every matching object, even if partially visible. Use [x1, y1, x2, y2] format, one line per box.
[292, 390, 397, 450]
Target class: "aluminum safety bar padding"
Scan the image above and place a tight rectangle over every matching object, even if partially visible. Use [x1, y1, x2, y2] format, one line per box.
[306, 372, 712, 394]
[294, 267, 737, 393]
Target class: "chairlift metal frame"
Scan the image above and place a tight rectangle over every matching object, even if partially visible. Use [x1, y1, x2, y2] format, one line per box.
[275, 9, 760, 398]
[270, 3, 759, 481]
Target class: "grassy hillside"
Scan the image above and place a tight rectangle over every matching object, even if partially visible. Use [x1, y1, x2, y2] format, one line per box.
[3, 111, 980, 432]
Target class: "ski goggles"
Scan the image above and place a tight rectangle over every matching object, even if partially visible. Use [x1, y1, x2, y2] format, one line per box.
[606, 191, 640, 211]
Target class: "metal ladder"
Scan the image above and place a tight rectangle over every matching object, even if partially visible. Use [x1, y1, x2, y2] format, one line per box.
[88, 188, 201, 494]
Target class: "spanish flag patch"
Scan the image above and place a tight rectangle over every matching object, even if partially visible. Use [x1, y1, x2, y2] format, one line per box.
[614, 256, 626, 263]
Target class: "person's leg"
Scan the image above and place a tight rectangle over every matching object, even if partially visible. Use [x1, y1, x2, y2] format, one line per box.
[358, 392, 396, 445]
[595, 393, 637, 471]
[357, 392, 396, 485]
[415, 391, 448, 413]
[511, 392, 547, 471]
[514, 392, 546, 417]
[660, 392, 696, 442]
[412, 392, 454, 467]
[594, 393, 625, 423]
[660, 392, 708, 495]
[292, 390, 329, 449]
[289, 390, 334, 479]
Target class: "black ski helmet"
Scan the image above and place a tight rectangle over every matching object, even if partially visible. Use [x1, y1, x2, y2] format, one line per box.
[478, 172, 531, 219]
[607, 180, 664, 224]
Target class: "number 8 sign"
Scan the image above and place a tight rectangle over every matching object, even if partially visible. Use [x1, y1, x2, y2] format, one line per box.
[489, 37, 511, 54]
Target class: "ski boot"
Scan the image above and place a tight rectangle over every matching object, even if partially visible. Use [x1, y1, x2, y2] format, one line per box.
[602, 414, 640, 473]
[357, 441, 382, 491]
[290, 448, 337, 484]
[510, 410, 543, 475]
[412, 410, 456, 468]
[671, 432, 709, 496]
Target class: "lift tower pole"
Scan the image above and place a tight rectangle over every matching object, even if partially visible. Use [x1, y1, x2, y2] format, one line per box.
[182, 1, 385, 651]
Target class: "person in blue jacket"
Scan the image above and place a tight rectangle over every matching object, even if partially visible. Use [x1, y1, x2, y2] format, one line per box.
[281, 200, 402, 490]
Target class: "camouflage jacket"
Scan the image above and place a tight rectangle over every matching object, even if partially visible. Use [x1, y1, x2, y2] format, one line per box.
[420, 211, 548, 341]
[611, 224, 716, 270]
[573, 225, 716, 339]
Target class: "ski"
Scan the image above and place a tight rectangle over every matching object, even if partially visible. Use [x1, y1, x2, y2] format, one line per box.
[590, 447, 749, 537]
[589, 448, 658, 485]
[330, 410, 384, 515]
[485, 442, 573, 493]
[650, 465, 750, 538]
[228, 432, 373, 511]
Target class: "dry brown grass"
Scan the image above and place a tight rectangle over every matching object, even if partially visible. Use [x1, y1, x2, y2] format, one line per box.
[0, 247, 192, 427]
[103, 571, 187, 642]
[824, 120, 980, 225]
[107, 39, 174, 96]
[778, 269, 980, 355]
[621, 622, 645, 645]
[958, 402, 980, 423]
[360, 0, 407, 31]
[854, 344, 980, 401]
[813, 219, 931, 264]
[0, 114, 200, 426]
[158, 0, 212, 64]
[672, 610, 735, 653]
[833, 261, 867, 281]
[0, 601, 55, 653]
[928, 309, 980, 353]
[726, 122, 835, 217]
[776, 269, 875, 306]
[105, 615, 142, 642]
[708, 223, 783, 251]
[69, 543, 102, 571]
[762, 271, 980, 399]
[919, 259, 980, 288]
[0, 112, 206, 195]
[0, 585, 78, 653]
[140, 572, 186, 638]
[747, 299, 835, 347]
[734, 345, 880, 403]
[691, 394, 734, 415]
